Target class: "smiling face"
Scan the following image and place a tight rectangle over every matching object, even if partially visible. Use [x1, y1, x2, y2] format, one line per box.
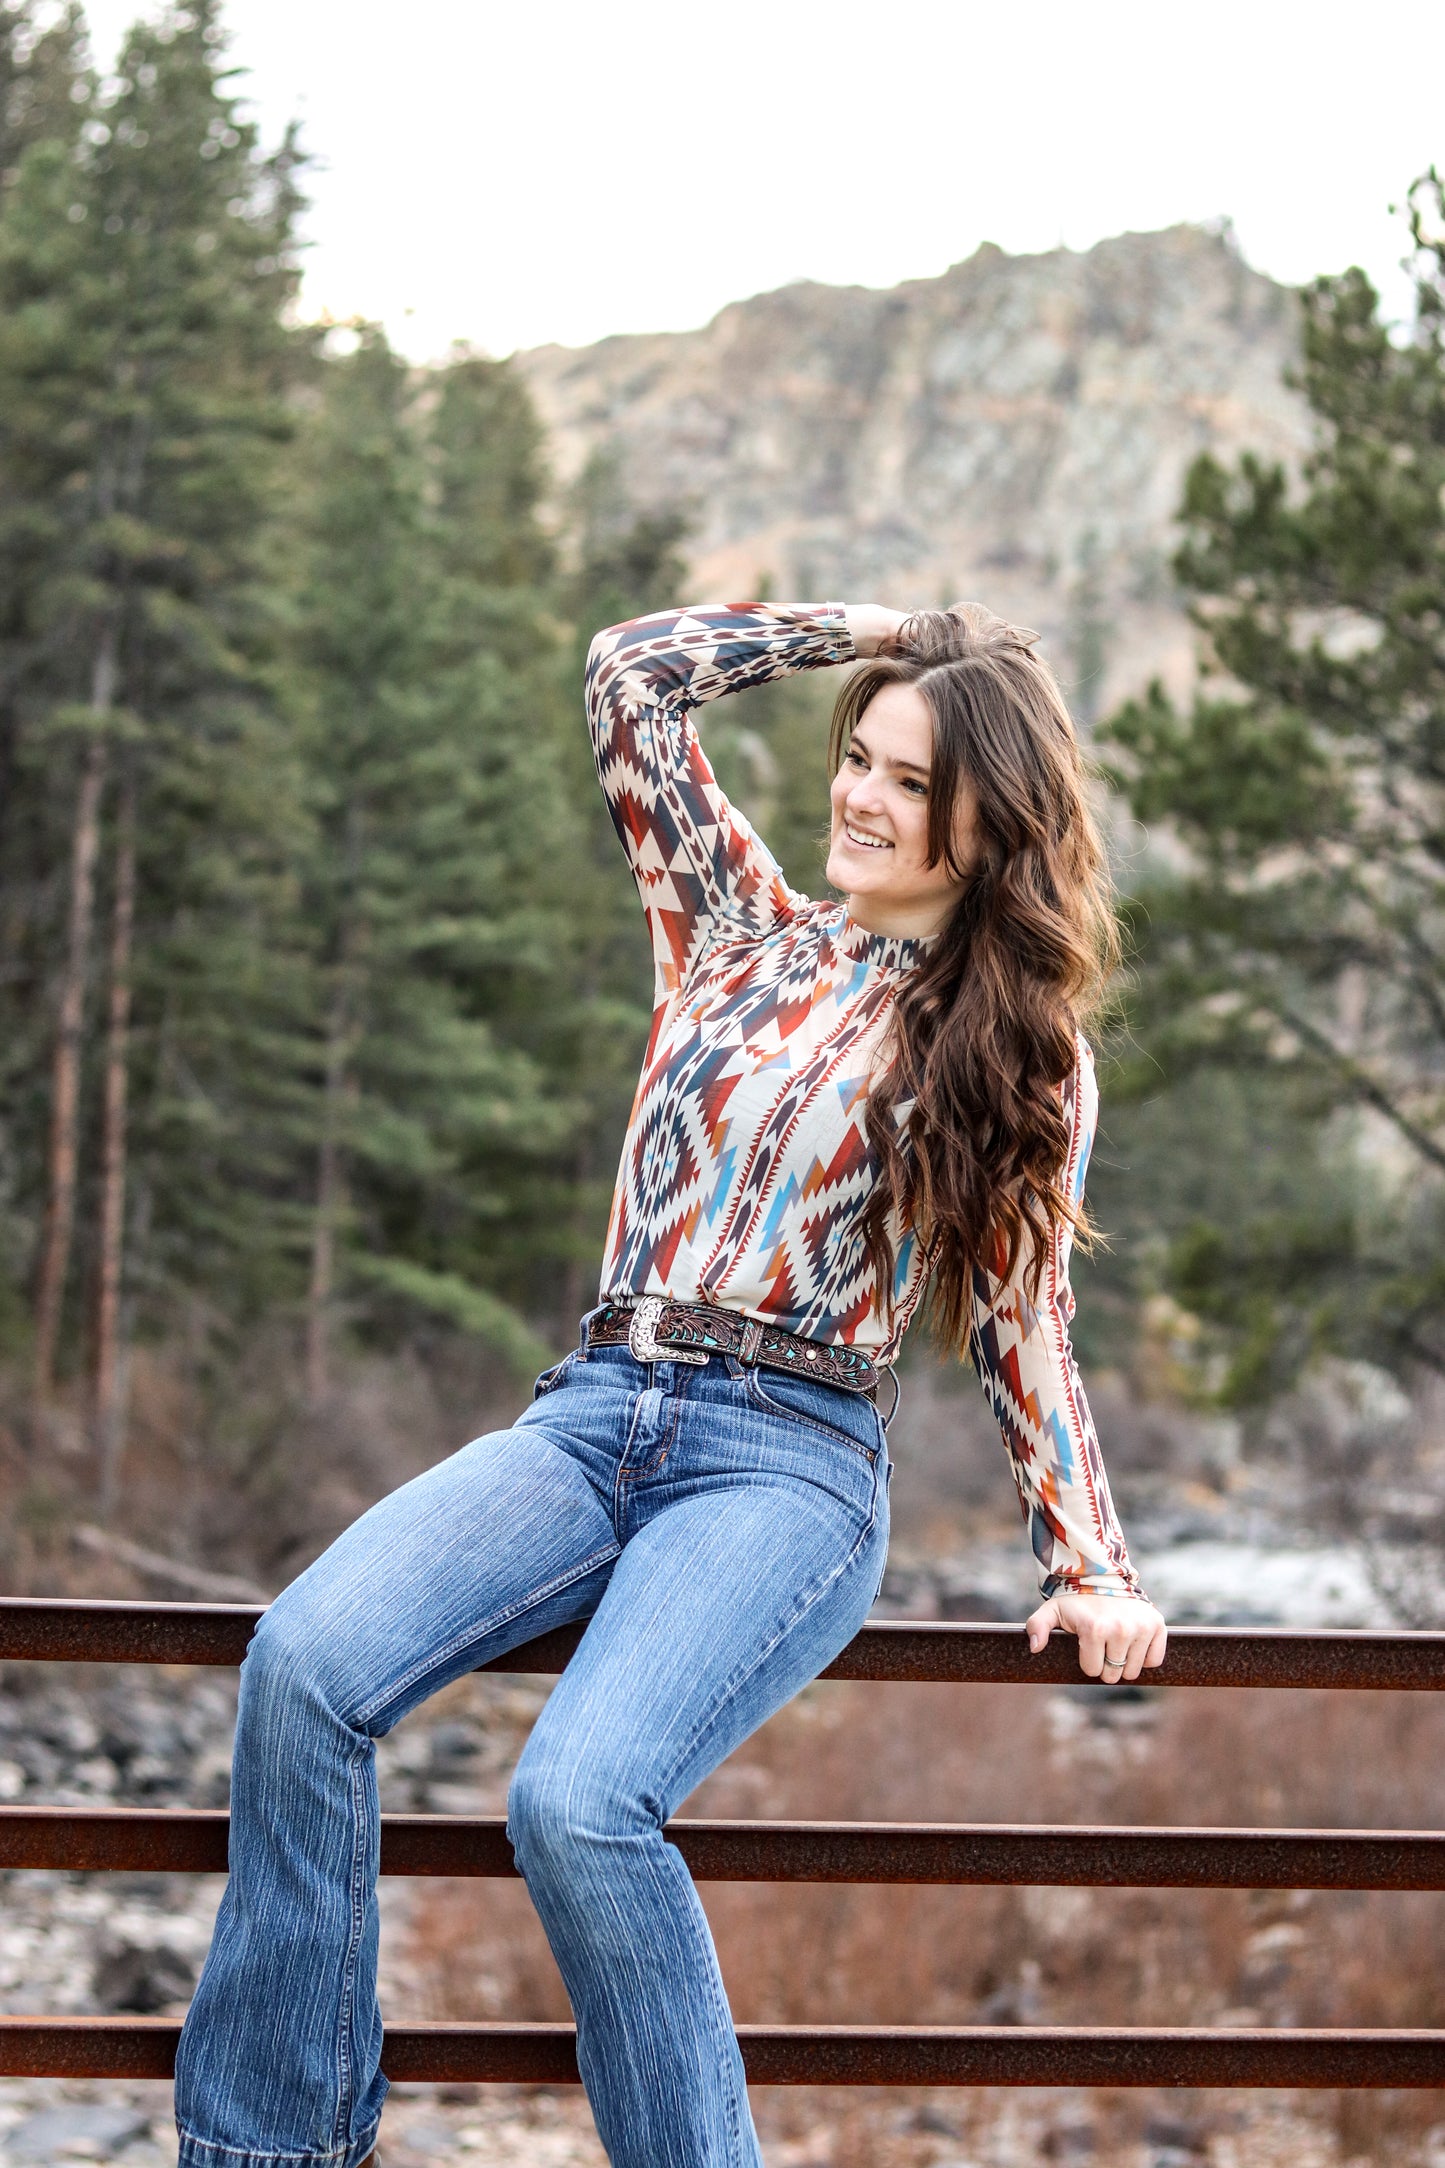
[824, 680, 979, 939]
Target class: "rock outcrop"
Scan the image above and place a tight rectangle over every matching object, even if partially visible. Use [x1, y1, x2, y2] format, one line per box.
[517, 225, 1312, 710]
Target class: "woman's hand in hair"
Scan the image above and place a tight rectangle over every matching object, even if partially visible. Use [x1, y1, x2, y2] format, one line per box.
[1025, 1591, 1168, 1682]
[842, 603, 911, 657]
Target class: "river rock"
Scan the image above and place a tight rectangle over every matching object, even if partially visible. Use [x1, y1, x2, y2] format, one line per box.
[5, 2102, 150, 2158]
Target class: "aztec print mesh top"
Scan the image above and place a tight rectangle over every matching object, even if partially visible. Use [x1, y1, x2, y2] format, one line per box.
[586, 602, 1140, 1600]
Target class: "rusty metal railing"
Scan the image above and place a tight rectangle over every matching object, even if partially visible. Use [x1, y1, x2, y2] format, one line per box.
[5, 1597, 1445, 1689]
[0, 1596, 1443, 2088]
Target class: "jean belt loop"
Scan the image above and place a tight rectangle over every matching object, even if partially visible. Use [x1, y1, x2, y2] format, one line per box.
[578, 1304, 606, 1358]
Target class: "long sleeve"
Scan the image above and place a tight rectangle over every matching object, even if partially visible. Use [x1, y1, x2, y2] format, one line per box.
[968, 1037, 1144, 1601]
[585, 603, 856, 997]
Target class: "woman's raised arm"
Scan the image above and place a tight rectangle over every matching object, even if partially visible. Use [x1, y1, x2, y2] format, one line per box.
[585, 602, 856, 998]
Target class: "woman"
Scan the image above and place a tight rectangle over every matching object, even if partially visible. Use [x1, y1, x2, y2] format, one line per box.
[174, 599, 1166, 2168]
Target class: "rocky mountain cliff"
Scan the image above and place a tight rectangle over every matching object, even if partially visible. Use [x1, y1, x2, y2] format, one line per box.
[517, 225, 1313, 712]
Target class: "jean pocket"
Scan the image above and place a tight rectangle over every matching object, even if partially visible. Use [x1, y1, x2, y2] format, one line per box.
[531, 1350, 579, 1402]
[744, 1366, 883, 1459]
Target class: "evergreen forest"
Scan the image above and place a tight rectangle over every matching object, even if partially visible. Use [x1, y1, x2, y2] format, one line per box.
[1, 0, 1443, 1586]
[0, 0, 692, 1555]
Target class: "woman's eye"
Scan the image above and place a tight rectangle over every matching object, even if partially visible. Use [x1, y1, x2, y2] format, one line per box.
[903, 779, 928, 797]
[846, 749, 867, 769]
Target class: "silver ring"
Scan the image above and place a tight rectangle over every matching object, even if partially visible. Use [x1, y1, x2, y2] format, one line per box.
[1101, 1657, 1125, 1673]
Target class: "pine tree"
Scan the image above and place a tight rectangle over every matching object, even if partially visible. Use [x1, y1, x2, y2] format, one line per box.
[547, 455, 690, 1330]
[0, 1, 86, 213]
[1099, 169, 1445, 1386]
[415, 353, 594, 1320]
[0, 1, 88, 847]
[287, 332, 568, 1391]
[0, 0, 312, 1463]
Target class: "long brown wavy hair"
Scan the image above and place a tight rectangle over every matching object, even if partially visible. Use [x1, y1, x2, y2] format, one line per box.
[829, 605, 1119, 1354]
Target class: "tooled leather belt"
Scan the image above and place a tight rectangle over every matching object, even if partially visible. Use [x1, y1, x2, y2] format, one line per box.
[587, 1296, 883, 1399]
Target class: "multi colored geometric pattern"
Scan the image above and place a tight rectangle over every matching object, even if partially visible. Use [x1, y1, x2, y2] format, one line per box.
[587, 604, 1141, 1599]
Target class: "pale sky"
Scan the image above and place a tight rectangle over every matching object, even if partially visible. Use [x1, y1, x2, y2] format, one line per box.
[81, 0, 1445, 360]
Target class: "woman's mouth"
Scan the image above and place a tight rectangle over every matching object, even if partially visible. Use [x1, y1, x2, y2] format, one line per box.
[844, 825, 892, 851]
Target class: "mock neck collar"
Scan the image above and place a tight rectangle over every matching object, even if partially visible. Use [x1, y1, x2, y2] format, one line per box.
[831, 907, 937, 973]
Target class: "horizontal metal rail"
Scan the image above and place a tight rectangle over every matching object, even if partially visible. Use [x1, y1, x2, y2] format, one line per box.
[5, 1806, 1445, 1890]
[0, 2018, 1442, 2087]
[4, 1598, 1445, 1689]
[3, 1602, 1443, 2093]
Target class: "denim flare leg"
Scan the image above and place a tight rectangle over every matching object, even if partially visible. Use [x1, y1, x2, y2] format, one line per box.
[173, 1339, 891, 2168]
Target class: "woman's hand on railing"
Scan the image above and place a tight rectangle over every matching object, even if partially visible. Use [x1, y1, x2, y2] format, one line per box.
[1025, 1591, 1168, 1682]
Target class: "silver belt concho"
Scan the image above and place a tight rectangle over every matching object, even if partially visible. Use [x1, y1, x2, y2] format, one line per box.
[626, 1296, 708, 1366]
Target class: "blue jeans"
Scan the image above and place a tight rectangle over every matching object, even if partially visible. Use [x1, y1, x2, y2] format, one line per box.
[173, 1339, 891, 2168]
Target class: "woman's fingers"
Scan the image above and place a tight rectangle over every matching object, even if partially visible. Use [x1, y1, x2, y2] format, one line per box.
[1117, 1631, 1149, 1683]
[1025, 1598, 1061, 1654]
[1111, 1614, 1168, 1682]
[1090, 1623, 1146, 1682]
[1038, 1608, 1134, 1679]
[1076, 1614, 1111, 1678]
[1026, 1597, 1169, 1680]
